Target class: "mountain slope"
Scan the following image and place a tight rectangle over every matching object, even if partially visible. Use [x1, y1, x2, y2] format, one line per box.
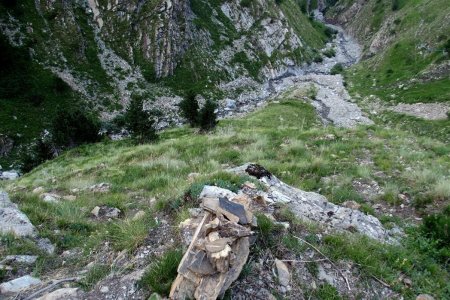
[0, 0, 331, 168]
[325, 0, 450, 104]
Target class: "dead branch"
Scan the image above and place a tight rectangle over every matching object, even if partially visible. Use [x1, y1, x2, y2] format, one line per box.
[294, 236, 351, 291]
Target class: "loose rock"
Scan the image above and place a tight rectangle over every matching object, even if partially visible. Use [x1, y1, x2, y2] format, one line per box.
[274, 259, 290, 287]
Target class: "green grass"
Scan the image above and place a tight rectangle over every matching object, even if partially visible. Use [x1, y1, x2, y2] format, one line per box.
[140, 249, 183, 296]
[2, 97, 449, 296]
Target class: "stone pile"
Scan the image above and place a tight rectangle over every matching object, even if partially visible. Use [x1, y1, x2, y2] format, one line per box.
[169, 186, 255, 300]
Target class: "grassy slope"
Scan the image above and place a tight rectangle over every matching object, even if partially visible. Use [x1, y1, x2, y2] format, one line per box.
[329, 0, 450, 104]
[2, 97, 449, 297]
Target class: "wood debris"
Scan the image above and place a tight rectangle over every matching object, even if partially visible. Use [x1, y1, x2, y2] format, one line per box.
[170, 190, 255, 300]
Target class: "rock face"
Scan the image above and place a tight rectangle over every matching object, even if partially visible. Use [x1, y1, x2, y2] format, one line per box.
[0, 191, 36, 237]
[229, 164, 398, 242]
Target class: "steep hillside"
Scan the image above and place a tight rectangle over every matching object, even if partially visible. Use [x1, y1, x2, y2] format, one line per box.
[325, 0, 450, 104]
[0, 0, 332, 168]
[1, 96, 449, 299]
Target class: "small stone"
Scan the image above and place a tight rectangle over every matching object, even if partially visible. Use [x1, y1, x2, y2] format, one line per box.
[187, 172, 200, 182]
[32, 187, 45, 194]
[342, 200, 361, 210]
[403, 277, 412, 287]
[100, 286, 109, 293]
[91, 206, 101, 217]
[62, 195, 77, 201]
[41, 193, 61, 203]
[132, 210, 146, 220]
[416, 294, 435, 300]
[0, 275, 41, 294]
[91, 205, 122, 219]
[274, 259, 290, 287]
[243, 181, 256, 189]
[36, 238, 55, 254]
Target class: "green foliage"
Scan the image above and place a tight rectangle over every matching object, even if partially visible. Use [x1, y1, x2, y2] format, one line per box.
[51, 107, 101, 148]
[140, 249, 183, 295]
[421, 206, 450, 258]
[123, 95, 159, 143]
[198, 99, 218, 131]
[330, 63, 344, 75]
[392, 0, 400, 11]
[20, 137, 55, 173]
[323, 48, 336, 58]
[108, 218, 155, 251]
[239, 0, 252, 8]
[179, 92, 200, 126]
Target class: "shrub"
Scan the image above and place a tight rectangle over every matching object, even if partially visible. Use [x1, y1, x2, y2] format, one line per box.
[330, 63, 344, 75]
[51, 107, 101, 148]
[392, 0, 399, 11]
[179, 92, 200, 126]
[240, 0, 252, 8]
[140, 249, 183, 295]
[323, 48, 336, 58]
[20, 136, 55, 173]
[123, 95, 159, 143]
[422, 206, 450, 249]
[198, 99, 218, 131]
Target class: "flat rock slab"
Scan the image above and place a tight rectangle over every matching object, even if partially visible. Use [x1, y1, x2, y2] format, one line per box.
[388, 102, 450, 120]
[229, 164, 397, 243]
[0, 191, 36, 237]
[0, 275, 41, 294]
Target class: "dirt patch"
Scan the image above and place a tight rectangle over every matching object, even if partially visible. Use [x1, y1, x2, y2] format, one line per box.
[388, 103, 450, 120]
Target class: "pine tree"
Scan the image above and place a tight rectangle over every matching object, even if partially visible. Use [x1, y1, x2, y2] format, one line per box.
[179, 92, 199, 126]
[124, 95, 158, 143]
[199, 99, 218, 131]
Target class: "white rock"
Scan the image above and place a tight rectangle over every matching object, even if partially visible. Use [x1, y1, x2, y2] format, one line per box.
[2, 255, 38, 264]
[32, 187, 45, 194]
[0, 191, 36, 237]
[0, 275, 41, 294]
[63, 195, 77, 201]
[132, 210, 146, 220]
[199, 186, 237, 199]
[100, 286, 109, 293]
[0, 171, 19, 180]
[275, 259, 290, 287]
[41, 193, 61, 203]
[35, 288, 79, 300]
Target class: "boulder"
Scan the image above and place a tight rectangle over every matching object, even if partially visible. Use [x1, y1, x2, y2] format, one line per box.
[0, 275, 41, 294]
[0, 191, 36, 237]
[1, 255, 38, 265]
[0, 171, 20, 180]
[228, 164, 399, 243]
[41, 193, 61, 203]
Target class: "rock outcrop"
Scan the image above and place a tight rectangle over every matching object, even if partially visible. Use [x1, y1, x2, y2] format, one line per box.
[0, 191, 36, 237]
[228, 164, 398, 242]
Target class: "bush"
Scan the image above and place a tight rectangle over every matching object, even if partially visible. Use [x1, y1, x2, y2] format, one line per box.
[198, 99, 218, 131]
[422, 206, 450, 249]
[123, 95, 159, 143]
[392, 0, 399, 11]
[323, 48, 336, 58]
[20, 136, 55, 173]
[140, 249, 183, 296]
[330, 63, 344, 75]
[179, 92, 200, 126]
[51, 107, 101, 148]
